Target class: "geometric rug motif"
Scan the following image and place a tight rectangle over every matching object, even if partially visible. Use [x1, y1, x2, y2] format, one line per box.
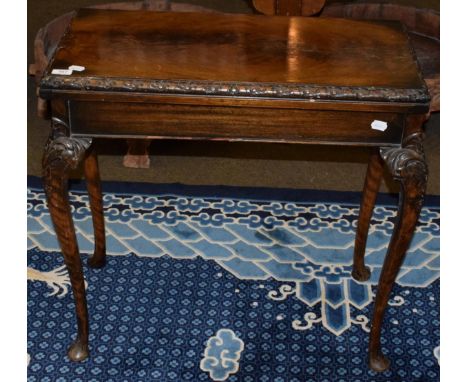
[27, 184, 439, 337]
[27, 249, 440, 382]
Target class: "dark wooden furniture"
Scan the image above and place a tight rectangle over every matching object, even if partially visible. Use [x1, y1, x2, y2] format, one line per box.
[31, 0, 439, 168]
[30, 0, 222, 168]
[38, 7, 429, 372]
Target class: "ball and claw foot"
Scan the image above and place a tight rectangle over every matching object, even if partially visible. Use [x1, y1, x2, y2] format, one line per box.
[67, 339, 89, 362]
[369, 352, 390, 372]
[352, 266, 371, 282]
[87, 252, 106, 269]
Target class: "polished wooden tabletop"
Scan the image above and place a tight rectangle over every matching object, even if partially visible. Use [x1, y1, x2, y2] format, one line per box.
[45, 9, 426, 97]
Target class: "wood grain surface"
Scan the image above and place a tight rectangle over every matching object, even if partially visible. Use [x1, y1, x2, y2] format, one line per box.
[68, 99, 404, 145]
[45, 9, 426, 91]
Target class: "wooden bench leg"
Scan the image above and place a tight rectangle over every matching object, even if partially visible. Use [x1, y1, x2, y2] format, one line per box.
[369, 132, 427, 372]
[84, 147, 107, 269]
[352, 148, 384, 281]
[42, 126, 92, 362]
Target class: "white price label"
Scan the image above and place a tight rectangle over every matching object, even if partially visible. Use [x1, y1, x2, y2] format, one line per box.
[68, 65, 85, 72]
[371, 120, 388, 131]
[51, 69, 73, 75]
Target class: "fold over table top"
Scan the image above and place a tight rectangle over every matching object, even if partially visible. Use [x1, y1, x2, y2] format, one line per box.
[40, 8, 429, 103]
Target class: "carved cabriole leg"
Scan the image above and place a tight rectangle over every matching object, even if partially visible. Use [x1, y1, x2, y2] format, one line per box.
[352, 148, 384, 281]
[368, 131, 428, 372]
[42, 123, 92, 362]
[84, 147, 106, 268]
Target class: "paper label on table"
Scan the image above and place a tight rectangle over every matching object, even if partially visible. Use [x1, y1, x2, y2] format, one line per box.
[51, 68, 73, 75]
[371, 120, 388, 131]
[68, 65, 85, 72]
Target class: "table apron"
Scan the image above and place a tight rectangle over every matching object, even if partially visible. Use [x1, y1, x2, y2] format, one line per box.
[68, 100, 404, 145]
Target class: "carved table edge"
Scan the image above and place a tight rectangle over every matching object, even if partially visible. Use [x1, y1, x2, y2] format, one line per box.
[39, 75, 431, 103]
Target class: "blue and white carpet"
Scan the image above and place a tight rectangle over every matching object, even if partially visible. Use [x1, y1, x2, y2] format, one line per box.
[27, 177, 440, 381]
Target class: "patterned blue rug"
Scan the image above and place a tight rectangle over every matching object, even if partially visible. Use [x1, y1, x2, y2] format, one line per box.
[27, 177, 440, 382]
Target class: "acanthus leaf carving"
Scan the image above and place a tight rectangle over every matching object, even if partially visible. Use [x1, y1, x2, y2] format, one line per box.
[42, 118, 92, 191]
[380, 132, 428, 209]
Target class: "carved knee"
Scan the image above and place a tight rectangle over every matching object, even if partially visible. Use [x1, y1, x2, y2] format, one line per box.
[43, 136, 92, 173]
[42, 118, 92, 191]
[380, 132, 428, 206]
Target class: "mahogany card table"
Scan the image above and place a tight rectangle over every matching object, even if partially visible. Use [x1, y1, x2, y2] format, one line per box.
[38, 8, 430, 372]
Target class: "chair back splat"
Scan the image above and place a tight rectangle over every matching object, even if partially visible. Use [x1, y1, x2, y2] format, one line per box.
[252, 0, 326, 16]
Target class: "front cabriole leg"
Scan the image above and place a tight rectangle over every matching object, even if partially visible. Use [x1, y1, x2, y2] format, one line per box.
[42, 123, 92, 362]
[368, 132, 428, 372]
